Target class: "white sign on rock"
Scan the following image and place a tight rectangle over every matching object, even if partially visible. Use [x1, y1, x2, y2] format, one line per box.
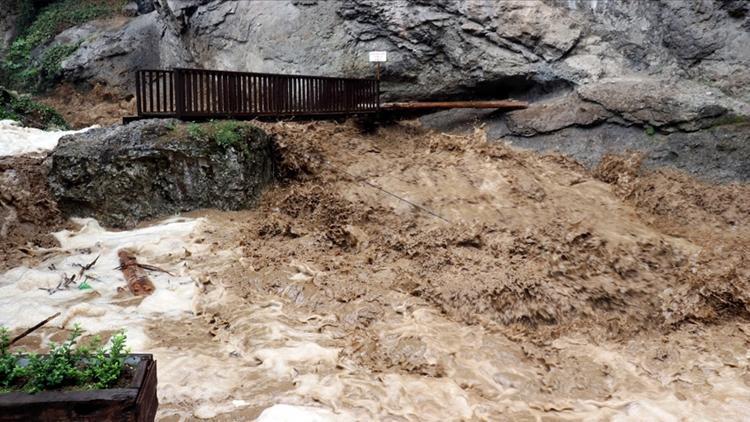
[368, 51, 387, 62]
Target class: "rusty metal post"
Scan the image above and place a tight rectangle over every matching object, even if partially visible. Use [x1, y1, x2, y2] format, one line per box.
[376, 78, 381, 110]
[174, 69, 185, 119]
[135, 71, 142, 116]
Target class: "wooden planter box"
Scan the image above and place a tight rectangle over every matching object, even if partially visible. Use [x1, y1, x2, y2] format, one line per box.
[0, 354, 157, 422]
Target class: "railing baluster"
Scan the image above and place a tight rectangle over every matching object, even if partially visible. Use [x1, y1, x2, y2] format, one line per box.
[156, 71, 162, 113]
[240, 74, 245, 114]
[196, 71, 202, 113]
[135, 68, 379, 118]
[305, 77, 310, 113]
[224, 73, 230, 115]
[210, 71, 216, 114]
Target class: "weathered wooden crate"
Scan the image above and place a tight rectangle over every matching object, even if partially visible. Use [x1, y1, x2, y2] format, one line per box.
[0, 354, 157, 422]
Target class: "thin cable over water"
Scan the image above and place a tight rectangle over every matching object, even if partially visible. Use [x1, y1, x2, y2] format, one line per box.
[324, 161, 452, 224]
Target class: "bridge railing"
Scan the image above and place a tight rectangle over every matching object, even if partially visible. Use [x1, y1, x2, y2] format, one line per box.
[135, 68, 379, 118]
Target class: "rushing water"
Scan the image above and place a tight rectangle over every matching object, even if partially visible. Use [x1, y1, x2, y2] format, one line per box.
[2, 121, 749, 420]
[0, 120, 95, 156]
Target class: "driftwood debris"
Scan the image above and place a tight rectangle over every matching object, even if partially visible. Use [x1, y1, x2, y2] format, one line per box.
[9, 312, 61, 346]
[41, 255, 100, 295]
[117, 250, 156, 296]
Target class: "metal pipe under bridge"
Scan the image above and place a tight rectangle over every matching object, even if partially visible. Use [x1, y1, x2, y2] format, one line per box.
[125, 68, 527, 123]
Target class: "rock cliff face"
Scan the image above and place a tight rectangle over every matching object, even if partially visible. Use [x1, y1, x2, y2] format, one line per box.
[47, 119, 275, 228]
[10, 0, 750, 180]
[0, 6, 18, 59]
[58, 0, 750, 102]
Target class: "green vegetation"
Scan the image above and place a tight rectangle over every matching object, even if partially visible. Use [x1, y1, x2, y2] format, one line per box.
[1, 0, 125, 92]
[213, 120, 244, 148]
[186, 122, 206, 139]
[644, 125, 656, 136]
[708, 114, 750, 128]
[40, 43, 80, 78]
[0, 87, 68, 129]
[185, 120, 263, 158]
[0, 325, 129, 394]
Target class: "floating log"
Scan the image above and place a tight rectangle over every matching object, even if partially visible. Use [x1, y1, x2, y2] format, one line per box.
[117, 250, 156, 296]
[381, 100, 528, 110]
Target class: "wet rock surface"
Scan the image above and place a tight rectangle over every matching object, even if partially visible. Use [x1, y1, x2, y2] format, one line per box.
[499, 122, 750, 183]
[422, 76, 750, 183]
[54, 0, 750, 103]
[47, 119, 275, 228]
[0, 154, 67, 271]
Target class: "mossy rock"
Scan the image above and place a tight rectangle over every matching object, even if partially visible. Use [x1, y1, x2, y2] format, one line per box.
[0, 86, 67, 129]
[48, 119, 275, 228]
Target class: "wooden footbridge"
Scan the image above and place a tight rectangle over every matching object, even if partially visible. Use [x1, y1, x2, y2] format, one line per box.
[126, 68, 527, 122]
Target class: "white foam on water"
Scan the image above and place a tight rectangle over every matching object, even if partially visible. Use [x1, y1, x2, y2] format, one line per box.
[0, 216, 202, 351]
[0, 119, 96, 156]
[256, 404, 344, 422]
[3, 212, 749, 420]
[254, 342, 339, 377]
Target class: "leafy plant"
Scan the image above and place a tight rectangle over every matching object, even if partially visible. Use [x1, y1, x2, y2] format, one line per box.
[0, 328, 26, 391]
[0, 87, 68, 129]
[87, 331, 127, 389]
[183, 120, 264, 159]
[186, 122, 207, 140]
[0, 325, 130, 393]
[40, 42, 80, 80]
[213, 120, 243, 148]
[1, 0, 126, 92]
[644, 125, 656, 136]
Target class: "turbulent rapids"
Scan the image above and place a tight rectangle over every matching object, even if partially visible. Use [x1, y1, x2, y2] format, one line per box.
[1, 120, 749, 420]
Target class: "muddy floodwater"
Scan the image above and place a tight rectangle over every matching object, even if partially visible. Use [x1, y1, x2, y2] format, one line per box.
[2, 121, 749, 420]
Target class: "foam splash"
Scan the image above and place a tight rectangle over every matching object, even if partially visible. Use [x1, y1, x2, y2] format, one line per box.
[256, 404, 344, 422]
[0, 119, 95, 156]
[0, 216, 202, 351]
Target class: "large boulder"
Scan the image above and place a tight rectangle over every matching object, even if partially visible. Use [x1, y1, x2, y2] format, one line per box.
[496, 77, 750, 137]
[47, 119, 275, 228]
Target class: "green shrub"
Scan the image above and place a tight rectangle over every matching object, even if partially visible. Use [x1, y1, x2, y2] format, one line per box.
[0, 328, 26, 391]
[186, 122, 207, 140]
[213, 120, 243, 148]
[183, 120, 262, 158]
[0, 325, 129, 393]
[2, 0, 125, 92]
[40, 43, 80, 79]
[0, 87, 68, 129]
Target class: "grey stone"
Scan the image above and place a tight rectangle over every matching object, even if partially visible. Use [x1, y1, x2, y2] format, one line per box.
[0, 5, 18, 59]
[136, 0, 157, 14]
[504, 93, 612, 136]
[122, 2, 140, 17]
[21, 0, 750, 187]
[499, 122, 750, 183]
[55, 0, 750, 104]
[576, 78, 750, 131]
[61, 13, 163, 89]
[47, 119, 275, 228]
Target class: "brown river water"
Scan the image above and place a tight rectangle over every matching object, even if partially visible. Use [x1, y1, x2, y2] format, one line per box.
[2, 121, 749, 420]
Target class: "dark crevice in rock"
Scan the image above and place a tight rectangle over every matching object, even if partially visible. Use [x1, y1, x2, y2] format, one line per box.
[416, 74, 575, 103]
